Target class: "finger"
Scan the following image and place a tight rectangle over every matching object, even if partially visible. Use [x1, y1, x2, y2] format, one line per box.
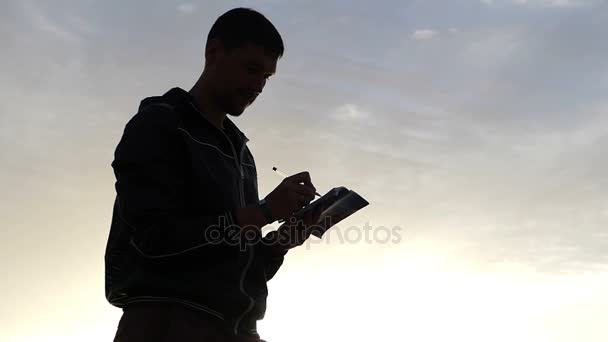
[286, 171, 316, 192]
[304, 192, 316, 204]
[286, 183, 316, 198]
[285, 187, 315, 208]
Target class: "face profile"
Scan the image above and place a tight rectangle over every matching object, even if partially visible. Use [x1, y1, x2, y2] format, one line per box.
[207, 40, 278, 117]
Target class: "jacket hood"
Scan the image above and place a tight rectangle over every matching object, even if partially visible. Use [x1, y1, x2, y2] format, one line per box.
[138, 87, 249, 142]
[137, 87, 190, 110]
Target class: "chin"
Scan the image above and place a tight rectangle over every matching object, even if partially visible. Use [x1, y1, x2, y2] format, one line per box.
[227, 108, 245, 117]
[227, 103, 247, 117]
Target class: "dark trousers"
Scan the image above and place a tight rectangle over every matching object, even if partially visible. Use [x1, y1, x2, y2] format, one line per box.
[113, 302, 267, 342]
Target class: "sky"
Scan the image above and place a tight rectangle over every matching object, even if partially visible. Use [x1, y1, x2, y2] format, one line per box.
[1, 0, 607, 341]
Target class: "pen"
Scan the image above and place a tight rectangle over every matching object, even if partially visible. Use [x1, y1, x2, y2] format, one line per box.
[272, 166, 322, 197]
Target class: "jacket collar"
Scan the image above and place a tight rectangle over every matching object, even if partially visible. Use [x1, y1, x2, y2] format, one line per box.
[164, 87, 250, 143]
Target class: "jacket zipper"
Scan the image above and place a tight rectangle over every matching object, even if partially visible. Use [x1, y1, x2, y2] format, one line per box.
[189, 102, 255, 335]
[232, 141, 255, 335]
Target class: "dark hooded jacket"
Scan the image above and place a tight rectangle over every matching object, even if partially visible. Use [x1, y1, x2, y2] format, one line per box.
[104, 87, 286, 338]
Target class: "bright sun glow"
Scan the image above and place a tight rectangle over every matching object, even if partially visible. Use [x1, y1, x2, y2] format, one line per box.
[258, 244, 608, 342]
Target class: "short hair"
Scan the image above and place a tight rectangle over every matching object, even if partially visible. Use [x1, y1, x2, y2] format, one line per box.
[207, 7, 284, 59]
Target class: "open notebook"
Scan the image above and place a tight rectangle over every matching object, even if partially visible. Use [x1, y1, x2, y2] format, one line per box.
[290, 186, 369, 238]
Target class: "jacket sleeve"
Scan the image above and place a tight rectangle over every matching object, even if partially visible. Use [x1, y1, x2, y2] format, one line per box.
[112, 105, 238, 259]
[255, 231, 288, 281]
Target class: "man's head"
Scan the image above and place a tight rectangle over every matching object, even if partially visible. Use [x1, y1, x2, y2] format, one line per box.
[201, 8, 284, 117]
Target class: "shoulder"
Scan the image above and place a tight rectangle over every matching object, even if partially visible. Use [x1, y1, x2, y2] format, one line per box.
[126, 102, 181, 131]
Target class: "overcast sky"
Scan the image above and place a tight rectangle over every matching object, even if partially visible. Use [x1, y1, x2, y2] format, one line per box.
[1, 0, 607, 341]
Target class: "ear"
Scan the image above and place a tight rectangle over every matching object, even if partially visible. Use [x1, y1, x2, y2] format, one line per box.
[205, 38, 225, 66]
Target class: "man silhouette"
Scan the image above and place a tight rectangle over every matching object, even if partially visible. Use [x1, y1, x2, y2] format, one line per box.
[105, 7, 320, 341]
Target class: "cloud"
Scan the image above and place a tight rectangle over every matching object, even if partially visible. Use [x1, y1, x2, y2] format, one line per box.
[177, 3, 197, 14]
[22, 2, 80, 43]
[461, 28, 525, 69]
[65, 12, 97, 35]
[332, 104, 370, 121]
[412, 29, 437, 40]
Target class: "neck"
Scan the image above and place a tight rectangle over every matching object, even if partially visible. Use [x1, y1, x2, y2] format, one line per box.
[188, 76, 226, 130]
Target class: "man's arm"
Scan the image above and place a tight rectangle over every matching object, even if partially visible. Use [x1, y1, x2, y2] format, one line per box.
[231, 206, 287, 281]
[249, 211, 323, 281]
[255, 231, 289, 281]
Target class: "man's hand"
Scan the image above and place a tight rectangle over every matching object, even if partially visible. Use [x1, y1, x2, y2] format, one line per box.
[233, 172, 317, 234]
[264, 171, 317, 221]
[271, 203, 325, 253]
